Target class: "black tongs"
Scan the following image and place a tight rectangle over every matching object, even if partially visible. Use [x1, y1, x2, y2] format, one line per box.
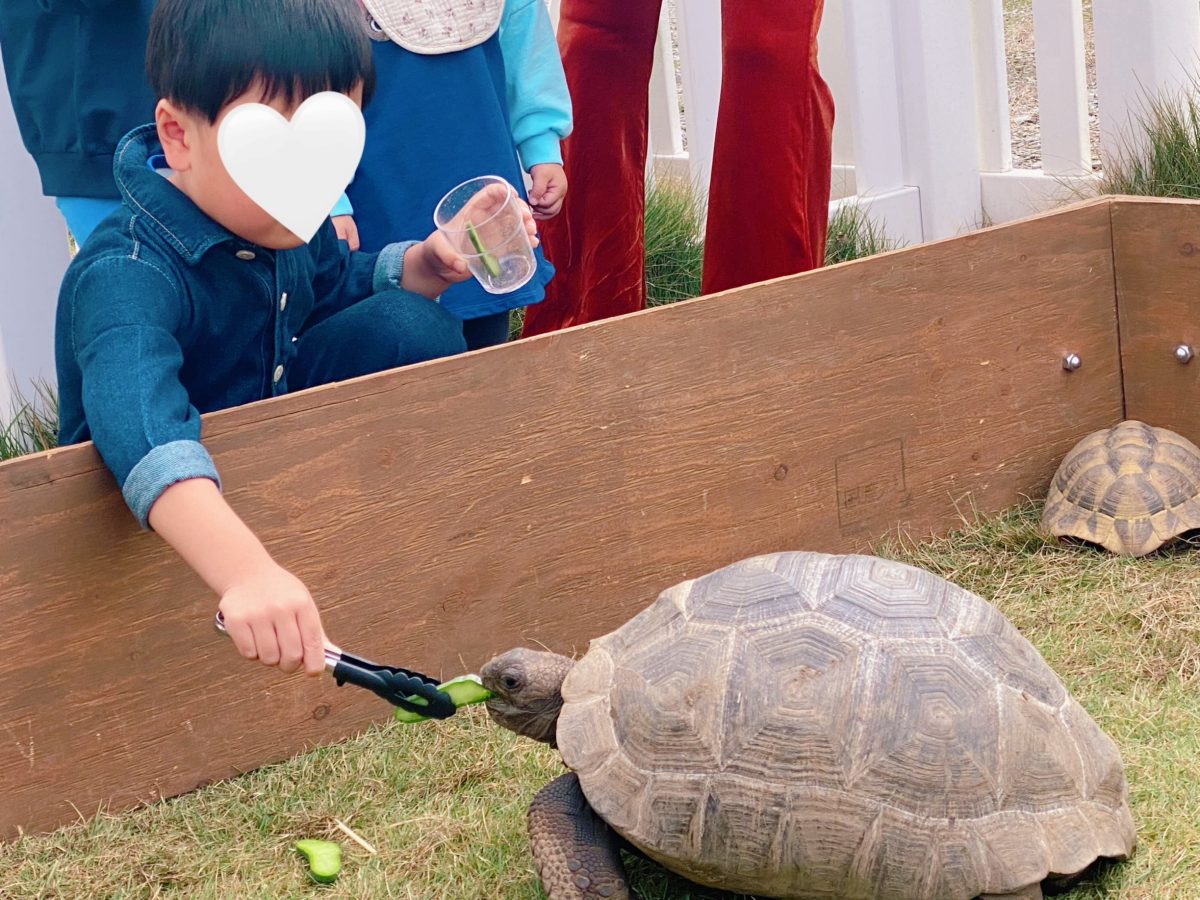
[214, 612, 455, 719]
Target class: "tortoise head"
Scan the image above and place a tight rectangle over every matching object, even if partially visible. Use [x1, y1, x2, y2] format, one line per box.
[480, 648, 573, 747]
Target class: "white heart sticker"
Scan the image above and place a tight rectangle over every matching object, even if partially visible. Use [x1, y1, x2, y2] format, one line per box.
[217, 92, 366, 243]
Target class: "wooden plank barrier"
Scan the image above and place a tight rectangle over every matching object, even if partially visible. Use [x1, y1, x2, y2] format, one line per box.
[1112, 197, 1200, 442]
[0, 199, 1123, 837]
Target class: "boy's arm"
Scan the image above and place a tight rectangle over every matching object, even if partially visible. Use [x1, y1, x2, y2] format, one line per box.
[308, 222, 470, 323]
[149, 479, 327, 675]
[499, 0, 573, 172]
[306, 221, 395, 324]
[69, 257, 327, 674]
[69, 257, 218, 525]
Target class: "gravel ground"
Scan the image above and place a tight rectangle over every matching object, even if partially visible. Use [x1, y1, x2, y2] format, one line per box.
[1004, 0, 1102, 170]
[663, 0, 1099, 172]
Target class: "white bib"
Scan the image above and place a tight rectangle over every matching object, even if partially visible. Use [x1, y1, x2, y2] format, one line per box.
[359, 0, 504, 55]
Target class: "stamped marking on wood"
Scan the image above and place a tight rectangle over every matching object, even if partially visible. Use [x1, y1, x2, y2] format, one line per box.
[836, 439, 909, 534]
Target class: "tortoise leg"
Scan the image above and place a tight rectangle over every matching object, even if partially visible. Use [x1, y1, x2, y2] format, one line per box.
[980, 886, 1043, 899]
[528, 772, 631, 900]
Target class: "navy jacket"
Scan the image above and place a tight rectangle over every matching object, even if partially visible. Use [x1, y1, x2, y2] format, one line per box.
[0, 0, 157, 198]
[57, 126, 417, 527]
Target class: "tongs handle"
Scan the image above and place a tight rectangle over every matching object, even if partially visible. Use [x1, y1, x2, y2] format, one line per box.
[213, 613, 455, 719]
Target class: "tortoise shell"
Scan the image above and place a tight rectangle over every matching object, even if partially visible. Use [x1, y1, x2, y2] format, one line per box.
[1042, 420, 1200, 556]
[557, 553, 1134, 899]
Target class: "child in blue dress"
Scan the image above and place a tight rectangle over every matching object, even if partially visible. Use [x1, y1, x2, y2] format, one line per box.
[336, 0, 572, 350]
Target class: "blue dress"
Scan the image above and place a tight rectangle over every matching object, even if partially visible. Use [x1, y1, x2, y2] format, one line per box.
[347, 34, 554, 325]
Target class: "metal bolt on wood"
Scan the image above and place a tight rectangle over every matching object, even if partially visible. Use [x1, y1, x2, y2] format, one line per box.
[1062, 353, 1082, 372]
[1175, 345, 1194, 364]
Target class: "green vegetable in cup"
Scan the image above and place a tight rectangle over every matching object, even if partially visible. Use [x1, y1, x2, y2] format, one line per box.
[466, 220, 503, 279]
[295, 839, 342, 884]
[394, 674, 494, 723]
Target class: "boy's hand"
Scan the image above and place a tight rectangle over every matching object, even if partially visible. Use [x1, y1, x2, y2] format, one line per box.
[402, 234, 472, 298]
[529, 164, 568, 219]
[218, 563, 328, 676]
[332, 215, 360, 251]
[402, 192, 539, 298]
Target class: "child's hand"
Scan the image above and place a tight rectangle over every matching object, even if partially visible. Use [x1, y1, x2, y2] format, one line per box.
[333, 214, 360, 251]
[511, 194, 540, 248]
[218, 563, 328, 676]
[529, 164, 568, 219]
[402, 233, 473, 298]
[459, 183, 540, 248]
[403, 193, 539, 298]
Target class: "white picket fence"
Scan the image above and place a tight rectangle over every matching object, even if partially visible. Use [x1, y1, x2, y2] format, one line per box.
[551, 0, 1200, 247]
[4, 1, 1200, 421]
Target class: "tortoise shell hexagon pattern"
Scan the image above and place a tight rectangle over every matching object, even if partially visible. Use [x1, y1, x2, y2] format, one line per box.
[556, 553, 1134, 900]
[1043, 420, 1200, 556]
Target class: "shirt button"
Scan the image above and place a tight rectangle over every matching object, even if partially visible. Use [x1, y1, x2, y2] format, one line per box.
[236, 249, 256, 261]
[279, 292, 288, 311]
[273, 365, 284, 384]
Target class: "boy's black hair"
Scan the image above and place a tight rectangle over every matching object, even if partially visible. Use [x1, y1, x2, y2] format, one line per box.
[147, 0, 375, 123]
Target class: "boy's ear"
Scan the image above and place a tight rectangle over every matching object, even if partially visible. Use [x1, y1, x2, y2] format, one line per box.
[155, 99, 194, 172]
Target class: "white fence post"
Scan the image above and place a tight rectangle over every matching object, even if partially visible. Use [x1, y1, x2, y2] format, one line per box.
[675, 1, 722, 193]
[836, 0, 922, 245]
[648, 4, 686, 178]
[1032, 0, 1091, 176]
[971, 0, 1012, 174]
[890, 0, 984, 239]
[1093, 0, 1200, 166]
[818, 0, 857, 200]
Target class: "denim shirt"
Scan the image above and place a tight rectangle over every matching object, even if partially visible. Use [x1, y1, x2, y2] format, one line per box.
[56, 124, 417, 528]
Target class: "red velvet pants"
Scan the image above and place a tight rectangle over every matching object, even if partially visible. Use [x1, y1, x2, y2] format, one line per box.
[523, 0, 835, 337]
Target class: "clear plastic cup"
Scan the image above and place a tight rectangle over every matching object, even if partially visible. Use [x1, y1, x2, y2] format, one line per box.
[433, 175, 536, 294]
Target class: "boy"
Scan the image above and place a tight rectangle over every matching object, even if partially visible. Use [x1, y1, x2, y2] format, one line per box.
[57, 0, 535, 678]
[0, 0, 158, 245]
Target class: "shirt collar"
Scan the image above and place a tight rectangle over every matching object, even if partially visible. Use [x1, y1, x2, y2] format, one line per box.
[114, 124, 242, 266]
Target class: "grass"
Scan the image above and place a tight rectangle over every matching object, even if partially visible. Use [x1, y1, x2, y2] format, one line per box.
[4, 505, 1198, 898]
[643, 177, 898, 305]
[1097, 77, 1200, 198]
[644, 176, 706, 308]
[824, 202, 898, 266]
[0, 379, 59, 462]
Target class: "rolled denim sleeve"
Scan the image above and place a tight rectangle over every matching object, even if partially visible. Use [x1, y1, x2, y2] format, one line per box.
[68, 256, 220, 528]
[373, 240, 420, 293]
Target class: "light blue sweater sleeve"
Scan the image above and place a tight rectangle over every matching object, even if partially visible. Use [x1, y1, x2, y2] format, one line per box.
[499, 0, 574, 171]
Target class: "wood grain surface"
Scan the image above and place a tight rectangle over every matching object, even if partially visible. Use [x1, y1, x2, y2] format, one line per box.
[1112, 196, 1200, 442]
[0, 199, 1122, 837]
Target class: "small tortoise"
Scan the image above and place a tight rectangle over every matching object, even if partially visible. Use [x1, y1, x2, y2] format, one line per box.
[482, 552, 1134, 900]
[1043, 419, 1200, 556]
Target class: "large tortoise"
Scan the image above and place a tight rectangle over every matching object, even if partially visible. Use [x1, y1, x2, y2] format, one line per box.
[1042, 419, 1200, 556]
[482, 552, 1135, 900]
